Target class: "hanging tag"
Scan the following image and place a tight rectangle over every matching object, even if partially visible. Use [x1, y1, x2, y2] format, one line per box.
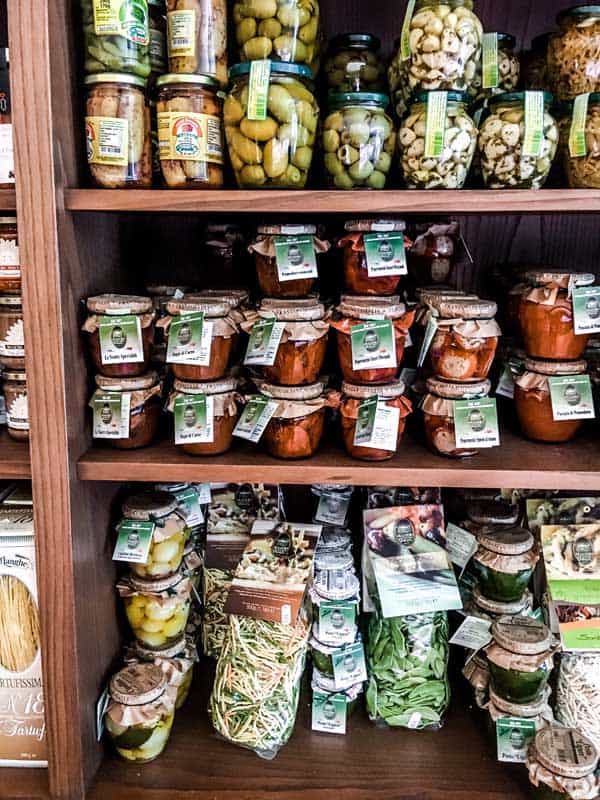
[332, 641, 367, 689]
[450, 616, 492, 650]
[99, 314, 143, 365]
[91, 390, 131, 439]
[312, 690, 347, 735]
[247, 60, 271, 121]
[417, 316, 438, 367]
[453, 397, 500, 449]
[315, 494, 350, 526]
[113, 519, 155, 564]
[353, 397, 399, 452]
[572, 285, 600, 334]
[174, 394, 214, 445]
[446, 522, 478, 569]
[549, 375, 595, 421]
[400, 0, 416, 60]
[274, 235, 318, 281]
[522, 91, 545, 158]
[569, 93, 590, 158]
[244, 318, 285, 366]
[195, 482, 211, 504]
[318, 601, 357, 646]
[363, 232, 407, 277]
[175, 486, 204, 526]
[351, 319, 396, 371]
[496, 366, 516, 399]
[233, 396, 279, 443]
[482, 33, 499, 89]
[425, 92, 448, 159]
[95, 685, 110, 742]
[496, 718, 537, 763]
[167, 312, 212, 366]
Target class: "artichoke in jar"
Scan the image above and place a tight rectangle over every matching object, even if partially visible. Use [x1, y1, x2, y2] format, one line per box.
[81, 0, 151, 78]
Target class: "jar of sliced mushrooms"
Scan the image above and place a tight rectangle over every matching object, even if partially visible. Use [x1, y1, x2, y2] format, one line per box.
[476, 33, 520, 101]
[478, 91, 558, 189]
[398, 91, 477, 189]
[549, 5, 600, 102]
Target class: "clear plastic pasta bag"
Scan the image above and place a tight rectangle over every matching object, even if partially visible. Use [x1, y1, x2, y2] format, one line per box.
[556, 653, 600, 752]
[201, 567, 232, 659]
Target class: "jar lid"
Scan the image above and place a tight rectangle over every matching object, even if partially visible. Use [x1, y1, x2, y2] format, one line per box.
[257, 380, 324, 400]
[467, 499, 520, 526]
[87, 294, 152, 314]
[312, 666, 363, 696]
[489, 685, 550, 718]
[109, 663, 166, 706]
[229, 61, 314, 81]
[478, 527, 534, 556]
[414, 90, 469, 104]
[415, 287, 465, 302]
[314, 548, 354, 572]
[129, 571, 186, 593]
[166, 298, 229, 317]
[490, 91, 554, 107]
[257, 223, 316, 235]
[173, 376, 237, 395]
[533, 726, 599, 779]
[146, 285, 189, 297]
[428, 297, 498, 320]
[329, 32, 381, 50]
[525, 270, 595, 287]
[2, 369, 26, 381]
[342, 380, 406, 399]
[338, 297, 406, 320]
[0, 295, 22, 306]
[259, 298, 324, 321]
[425, 377, 491, 399]
[84, 73, 147, 88]
[524, 357, 587, 376]
[156, 73, 219, 89]
[491, 616, 553, 655]
[95, 371, 159, 392]
[122, 491, 179, 521]
[558, 5, 600, 22]
[344, 219, 406, 233]
[496, 33, 517, 48]
[134, 635, 187, 660]
[328, 92, 390, 109]
[473, 585, 531, 616]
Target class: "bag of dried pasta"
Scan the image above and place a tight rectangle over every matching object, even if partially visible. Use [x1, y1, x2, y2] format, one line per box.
[556, 653, 600, 752]
[209, 610, 310, 758]
[201, 567, 232, 658]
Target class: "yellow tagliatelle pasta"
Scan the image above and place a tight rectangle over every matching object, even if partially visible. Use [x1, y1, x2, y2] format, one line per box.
[0, 575, 40, 672]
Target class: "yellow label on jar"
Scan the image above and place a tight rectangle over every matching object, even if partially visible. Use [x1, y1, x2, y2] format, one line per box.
[158, 112, 223, 163]
[85, 116, 129, 166]
[93, 0, 149, 45]
[167, 9, 196, 57]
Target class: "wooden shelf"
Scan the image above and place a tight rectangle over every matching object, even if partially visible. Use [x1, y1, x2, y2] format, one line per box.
[63, 188, 600, 215]
[0, 188, 16, 210]
[0, 430, 31, 477]
[78, 428, 600, 490]
[0, 767, 48, 800]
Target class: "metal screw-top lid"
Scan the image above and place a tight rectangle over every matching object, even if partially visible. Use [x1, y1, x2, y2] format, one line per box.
[472, 586, 531, 616]
[259, 298, 325, 321]
[129, 571, 187, 594]
[109, 663, 166, 706]
[489, 685, 550, 718]
[166, 298, 230, 318]
[95, 371, 160, 392]
[338, 297, 406, 320]
[467, 499, 520, 526]
[122, 491, 179, 521]
[344, 219, 406, 233]
[256, 380, 324, 400]
[491, 616, 553, 655]
[258, 223, 316, 235]
[428, 297, 498, 320]
[134, 635, 187, 660]
[173, 376, 238, 395]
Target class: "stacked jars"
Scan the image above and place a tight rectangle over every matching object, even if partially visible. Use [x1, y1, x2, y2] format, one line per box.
[0, 217, 26, 441]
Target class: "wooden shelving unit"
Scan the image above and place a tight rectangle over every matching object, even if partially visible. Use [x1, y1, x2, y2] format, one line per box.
[0, 430, 30, 477]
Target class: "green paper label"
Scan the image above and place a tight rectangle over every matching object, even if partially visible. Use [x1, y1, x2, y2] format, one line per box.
[453, 398, 500, 449]
[522, 91, 545, 158]
[446, 522, 478, 569]
[175, 486, 203, 526]
[174, 394, 214, 444]
[312, 690, 347, 735]
[244, 318, 285, 366]
[233, 396, 278, 443]
[93, 0, 149, 45]
[363, 232, 407, 277]
[482, 33, 499, 89]
[400, 0, 416, 60]
[315, 494, 350, 526]
[113, 519, 155, 564]
[318, 601, 357, 646]
[353, 396, 399, 452]
[549, 375, 595, 421]
[196, 482, 211, 504]
[350, 319, 396, 371]
[167, 312, 212, 366]
[332, 641, 367, 689]
[98, 314, 144, 365]
[572, 285, 600, 334]
[247, 60, 271, 121]
[569, 93, 590, 158]
[450, 615, 492, 650]
[496, 718, 537, 763]
[425, 92, 447, 158]
[274, 235, 318, 281]
[91, 390, 131, 439]
[496, 367, 515, 399]
[417, 316, 438, 367]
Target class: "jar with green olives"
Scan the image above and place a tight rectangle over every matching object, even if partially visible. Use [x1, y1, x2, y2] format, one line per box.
[224, 62, 318, 188]
[325, 34, 386, 93]
[322, 93, 396, 189]
[81, 0, 151, 78]
[233, 0, 320, 72]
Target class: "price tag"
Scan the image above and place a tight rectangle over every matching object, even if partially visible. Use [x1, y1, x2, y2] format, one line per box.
[167, 312, 212, 366]
[351, 319, 396, 371]
[450, 616, 492, 650]
[496, 718, 537, 763]
[318, 601, 357, 646]
[353, 397, 399, 452]
[247, 60, 271, 121]
[572, 285, 600, 334]
[400, 0, 416, 60]
[417, 316, 438, 367]
[233, 396, 279, 443]
[312, 690, 347, 735]
[244, 319, 285, 366]
[91, 390, 131, 440]
[425, 92, 448, 158]
[175, 486, 204, 526]
[363, 232, 407, 277]
[315, 494, 350, 526]
[174, 394, 214, 445]
[482, 33, 499, 89]
[522, 91, 545, 158]
[274, 235, 318, 281]
[569, 93, 590, 157]
[112, 519, 155, 564]
[332, 641, 367, 689]
[99, 314, 143, 365]
[549, 375, 595, 421]
[453, 398, 500, 449]
[446, 522, 478, 569]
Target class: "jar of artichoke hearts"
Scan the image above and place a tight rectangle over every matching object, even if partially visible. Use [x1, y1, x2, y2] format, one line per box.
[156, 74, 224, 189]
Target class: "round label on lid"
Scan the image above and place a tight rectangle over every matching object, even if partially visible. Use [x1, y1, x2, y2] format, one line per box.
[534, 726, 599, 779]
[109, 663, 166, 706]
[478, 527, 534, 556]
[491, 616, 552, 655]
[122, 491, 179, 521]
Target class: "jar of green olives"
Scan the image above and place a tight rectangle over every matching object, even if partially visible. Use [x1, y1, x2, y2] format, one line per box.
[224, 62, 319, 188]
[322, 93, 396, 189]
[325, 34, 386, 93]
[121, 491, 188, 579]
[81, 0, 151, 78]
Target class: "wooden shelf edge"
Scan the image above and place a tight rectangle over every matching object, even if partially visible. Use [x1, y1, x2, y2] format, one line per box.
[0, 767, 48, 800]
[0, 188, 17, 210]
[0, 431, 31, 478]
[63, 188, 600, 214]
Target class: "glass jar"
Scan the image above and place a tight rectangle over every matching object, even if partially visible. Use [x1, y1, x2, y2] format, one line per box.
[481, 34, 520, 99]
[471, 585, 534, 622]
[515, 357, 589, 443]
[0, 217, 19, 294]
[257, 380, 329, 459]
[474, 528, 539, 603]
[203, 225, 248, 289]
[244, 298, 329, 386]
[92, 372, 162, 449]
[233, 0, 320, 72]
[311, 485, 353, 525]
[338, 219, 408, 296]
[161, 297, 238, 381]
[549, 6, 600, 101]
[81, 0, 151, 77]
[564, 93, 600, 187]
[0, 295, 24, 367]
[225, 62, 318, 189]
[156, 74, 224, 189]
[485, 688, 555, 754]
[148, 0, 166, 82]
[325, 34, 386, 93]
[527, 726, 599, 800]
[427, 298, 501, 382]
[408, 221, 460, 286]
[84, 74, 151, 188]
[311, 668, 363, 718]
[168, 376, 239, 456]
[519, 271, 594, 360]
[406, 0, 483, 96]
[166, 0, 227, 85]
[486, 616, 554, 704]
[331, 297, 415, 384]
[399, 92, 477, 189]
[249, 224, 330, 298]
[464, 497, 520, 529]
[522, 33, 553, 92]
[3, 369, 27, 442]
[120, 572, 193, 647]
[122, 491, 188, 578]
[340, 380, 412, 461]
[387, 41, 412, 120]
[479, 92, 558, 189]
[322, 92, 395, 190]
[422, 376, 491, 458]
[131, 635, 196, 710]
[83, 294, 155, 378]
[0, 50, 13, 189]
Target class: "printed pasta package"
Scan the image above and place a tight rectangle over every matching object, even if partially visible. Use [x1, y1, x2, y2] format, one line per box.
[0, 505, 47, 766]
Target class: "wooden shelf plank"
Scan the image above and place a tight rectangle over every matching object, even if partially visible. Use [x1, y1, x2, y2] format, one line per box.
[0, 430, 31, 477]
[78, 429, 600, 490]
[0, 767, 48, 800]
[64, 188, 600, 215]
[0, 188, 16, 210]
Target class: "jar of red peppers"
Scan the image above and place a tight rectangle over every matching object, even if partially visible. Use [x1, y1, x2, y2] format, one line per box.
[519, 270, 595, 360]
[340, 380, 412, 461]
[91, 372, 163, 450]
[338, 219, 409, 296]
[0, 217, 20, 294]
[83, 295, 155, 378]
[514, 357, 590, 443]
[168, 376, 239, 456]
[331, 297, 415, 384]
[422, 377, 492, 458]
[407, 221, 460, 286]
[249, 224, 330, 299]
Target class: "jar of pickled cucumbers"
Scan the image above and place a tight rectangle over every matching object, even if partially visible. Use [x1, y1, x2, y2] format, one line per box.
[104, 663, 176, 763]
[325, 34, 386, 93]
[224, 62, 319, 189]
[233, 0, 320, 72]
[549, 6, 600, 102]
[119, 572, 193, 647]
[166, 0, 227, 86]
[122, 491, 188, 578]
[399, 92, 477, 189]
[81, 0, 151, 78]
[527, 726, 599, 800]
[322, 92, 396, 189]
[130, 635, 197, 710]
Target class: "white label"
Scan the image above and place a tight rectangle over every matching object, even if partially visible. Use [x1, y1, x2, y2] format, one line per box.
[407, 712, 422, 730]
[496, 366, 516, 399]
[0, 237, 19, 267]
[0, 124, 14, 184]
[417, 317, 438, 367]
[244, 320, 285, 366]
[96, 686, 110, 742]
[196, 483, 211, 504]
[315, 494, 350, 526]
[0, 316, 24, 357]
[446, 523, 478, 569]
[6, 390, 28, 430]
[0, 394, 6, 425]
[92, 391, 131, 440]
[354, 400, 399, 452]
[233, 397, 279, 443]
[450, 616, 492, 650]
